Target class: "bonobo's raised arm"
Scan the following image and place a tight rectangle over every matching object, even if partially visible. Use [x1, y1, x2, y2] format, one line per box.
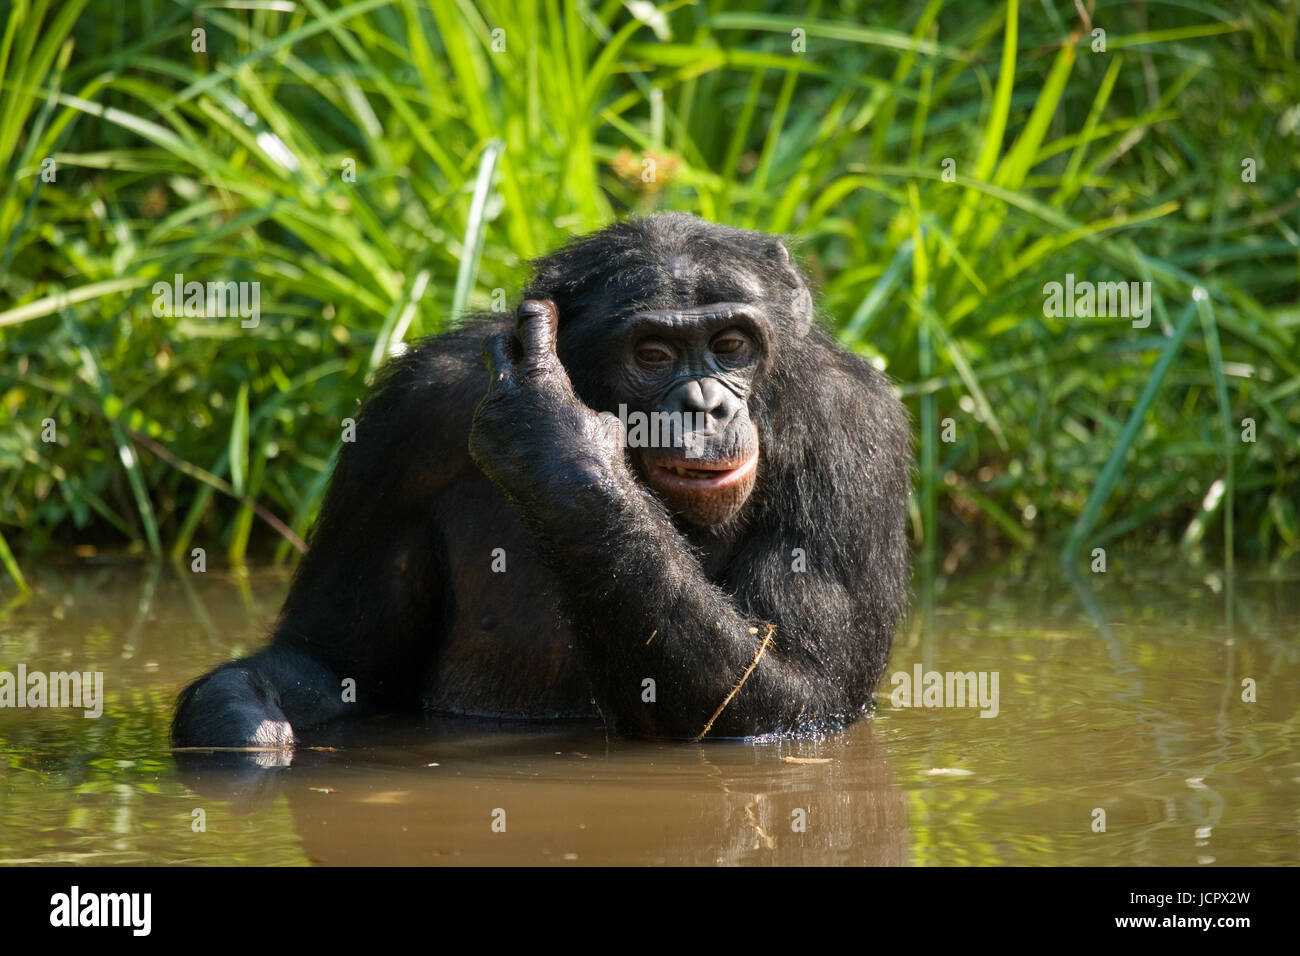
[469, 297, 910, 738]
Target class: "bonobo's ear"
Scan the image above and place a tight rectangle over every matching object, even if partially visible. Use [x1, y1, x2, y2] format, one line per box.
[771, 239, 814, 334]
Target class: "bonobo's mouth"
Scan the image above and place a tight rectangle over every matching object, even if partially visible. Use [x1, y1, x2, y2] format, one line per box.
[645, 448, 759, 494]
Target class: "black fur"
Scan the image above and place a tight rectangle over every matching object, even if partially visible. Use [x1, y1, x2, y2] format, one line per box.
[171, 213, 912, 747]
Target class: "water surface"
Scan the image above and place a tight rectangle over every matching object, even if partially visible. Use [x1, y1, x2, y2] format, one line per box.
[1, 558, 1296, 865]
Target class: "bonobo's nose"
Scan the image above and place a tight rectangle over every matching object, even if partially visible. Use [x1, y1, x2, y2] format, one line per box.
[670, 378, 735, 422]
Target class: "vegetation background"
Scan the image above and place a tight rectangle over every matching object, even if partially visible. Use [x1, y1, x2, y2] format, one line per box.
[1, 0, 1297, 589]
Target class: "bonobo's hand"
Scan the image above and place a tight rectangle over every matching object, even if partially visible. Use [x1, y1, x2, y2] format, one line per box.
[469, 300, 626, 507]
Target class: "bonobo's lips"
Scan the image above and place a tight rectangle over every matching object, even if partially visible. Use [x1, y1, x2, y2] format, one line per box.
[644, 448, 759, 494]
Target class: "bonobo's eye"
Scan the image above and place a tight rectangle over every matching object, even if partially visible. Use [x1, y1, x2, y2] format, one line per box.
[634, 340, 674, 369]
[710, 329, 752, 360]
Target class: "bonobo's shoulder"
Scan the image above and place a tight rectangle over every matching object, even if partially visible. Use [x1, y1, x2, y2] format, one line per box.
[799, 325, 902, 400]
[358, 316, 506, 418]
[355, 317, 506, 444]
[389, 316, 509, 390]
[791, 326, 912, 456]
[344, 318, 506, 477]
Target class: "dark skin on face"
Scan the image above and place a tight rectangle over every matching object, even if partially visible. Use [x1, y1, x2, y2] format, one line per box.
[476, 299, 769, 528]
[601, 303, 763, 526]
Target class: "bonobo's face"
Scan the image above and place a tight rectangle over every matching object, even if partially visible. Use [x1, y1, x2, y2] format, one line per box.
[532, 214, 814, 526]
[611, 303, 766, 525]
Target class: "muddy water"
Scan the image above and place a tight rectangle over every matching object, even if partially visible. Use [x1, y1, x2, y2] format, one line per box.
[0, 558, 1296, 866]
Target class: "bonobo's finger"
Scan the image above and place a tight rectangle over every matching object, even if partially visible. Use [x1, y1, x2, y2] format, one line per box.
[480, 331, 520, 390]
[596, 410, 625, 449]
[515, 299, 560, 370]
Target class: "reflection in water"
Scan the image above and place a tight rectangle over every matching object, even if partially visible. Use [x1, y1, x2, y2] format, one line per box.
[0, 557, 1296, 865]
[173, 719, 908, 866]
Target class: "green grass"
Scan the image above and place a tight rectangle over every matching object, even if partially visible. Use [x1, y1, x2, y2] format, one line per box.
[1, 0, 1297, 584]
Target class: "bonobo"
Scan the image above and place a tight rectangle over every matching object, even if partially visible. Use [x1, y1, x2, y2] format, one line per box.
[172, 213, 912, 748]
